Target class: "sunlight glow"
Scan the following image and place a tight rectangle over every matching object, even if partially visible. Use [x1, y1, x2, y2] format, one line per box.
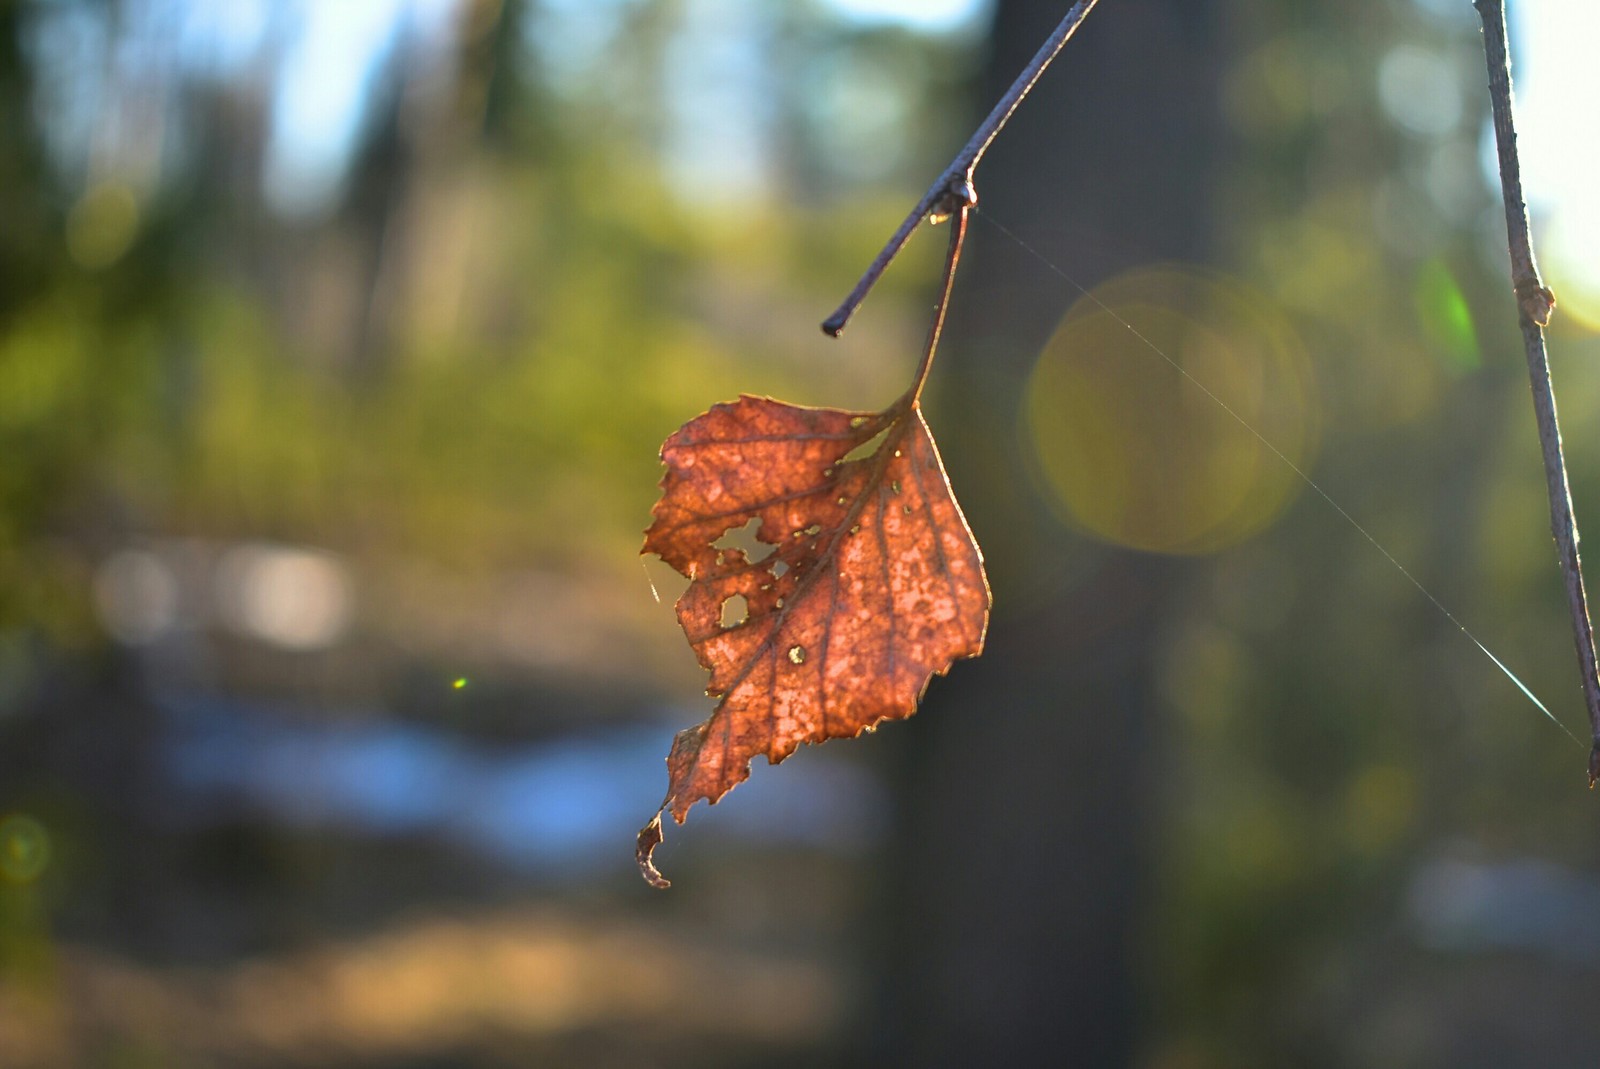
[1512, 0, 1600, 329]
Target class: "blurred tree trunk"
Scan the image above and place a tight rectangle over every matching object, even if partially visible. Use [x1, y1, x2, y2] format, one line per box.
[0, 5, 58, 325]
[863, 3, 1224, 1064]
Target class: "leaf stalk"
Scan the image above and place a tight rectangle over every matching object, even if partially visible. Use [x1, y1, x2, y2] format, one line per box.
[901, 204, 970, 409]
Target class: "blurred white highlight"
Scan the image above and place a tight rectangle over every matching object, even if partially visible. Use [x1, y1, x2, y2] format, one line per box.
[94, 549, 180, 645]
[215, 543, 353, 651]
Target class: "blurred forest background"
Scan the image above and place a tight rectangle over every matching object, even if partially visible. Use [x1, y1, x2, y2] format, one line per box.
[2, 0, 1600, 1065]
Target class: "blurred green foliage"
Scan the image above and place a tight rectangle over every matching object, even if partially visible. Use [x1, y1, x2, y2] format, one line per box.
[0, 0, 973, 645]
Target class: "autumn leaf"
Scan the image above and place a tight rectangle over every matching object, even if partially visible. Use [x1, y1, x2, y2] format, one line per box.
[637, 393, 990, 887]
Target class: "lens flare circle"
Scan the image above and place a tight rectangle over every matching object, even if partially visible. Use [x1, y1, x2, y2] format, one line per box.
[0, 814, 51, 884]
[1024, 264, 1317, 555]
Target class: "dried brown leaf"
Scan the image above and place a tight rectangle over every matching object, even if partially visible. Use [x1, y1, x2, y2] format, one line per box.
[638, 394, 989, 886]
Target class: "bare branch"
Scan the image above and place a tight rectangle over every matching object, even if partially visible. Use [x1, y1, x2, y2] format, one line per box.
[1474, 0, 1600, 780]
[820, 0, 1102, 337]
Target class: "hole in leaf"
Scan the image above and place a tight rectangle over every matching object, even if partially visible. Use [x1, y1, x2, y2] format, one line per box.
[714, 517, 765, 555]
[720, 594, 749, 629]
[840, 426, 891, 464]
[772, 560, 790, 578]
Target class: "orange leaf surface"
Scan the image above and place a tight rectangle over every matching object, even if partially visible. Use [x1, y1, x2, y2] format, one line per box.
[637, 394, 990, 887]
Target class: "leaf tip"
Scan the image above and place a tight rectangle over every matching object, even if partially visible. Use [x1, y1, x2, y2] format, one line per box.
[637, 812, 672, 889]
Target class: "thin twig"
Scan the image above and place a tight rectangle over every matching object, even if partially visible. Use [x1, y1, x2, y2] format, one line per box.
[820, 0, 1102, 337]
[1474, 0, 1600, 782]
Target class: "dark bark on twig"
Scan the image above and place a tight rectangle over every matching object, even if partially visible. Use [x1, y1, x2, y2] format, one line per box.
[819, 0, 1101, 337]
[1474, 0, 1600, 780]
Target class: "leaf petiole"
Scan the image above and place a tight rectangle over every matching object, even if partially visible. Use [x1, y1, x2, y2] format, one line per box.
[900, 202, 971, 410]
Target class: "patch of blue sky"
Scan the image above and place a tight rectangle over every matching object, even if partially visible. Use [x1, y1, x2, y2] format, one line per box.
[663, 0, 776, 202]
[821, 0, 990, 35]
[174, 0, 272, 77]
[264, 0, 408, 217]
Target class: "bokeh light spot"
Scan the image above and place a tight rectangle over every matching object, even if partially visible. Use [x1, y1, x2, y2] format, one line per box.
[93, 549, 180, 646]
[1377, 45, 1462, 136]
[215, 543, 353, 651]
[453, 677, 468, 690]
[1413, 258, 1480, 372]
[0, 814, 51, 884]
[1223, 33, 1350, 136]
[66, 182, 140, 270]
[1023, 265, 1317, 556]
